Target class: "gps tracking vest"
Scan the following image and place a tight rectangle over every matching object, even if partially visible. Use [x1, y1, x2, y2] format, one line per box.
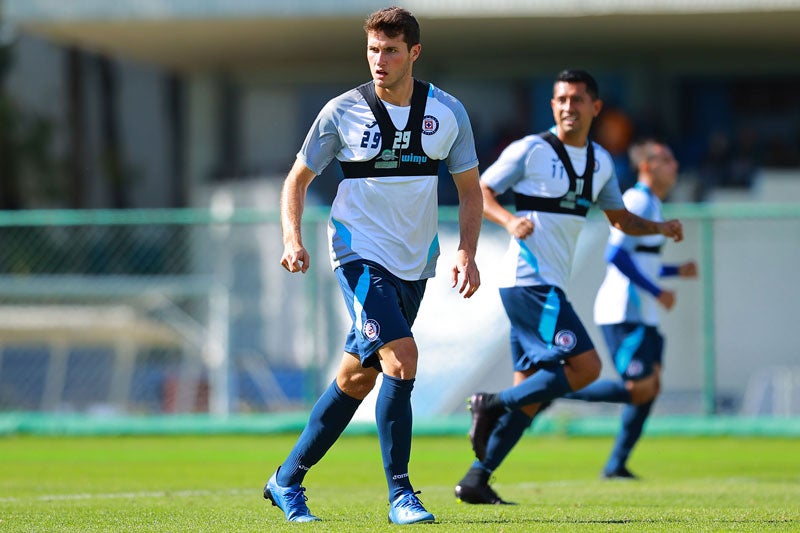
[514, 131, 595, 217]
[340, 79, 440, 178]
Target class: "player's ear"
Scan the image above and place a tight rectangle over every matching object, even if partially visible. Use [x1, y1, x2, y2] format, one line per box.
[410, 43, 421, 62]
[592, 98, 603, 118]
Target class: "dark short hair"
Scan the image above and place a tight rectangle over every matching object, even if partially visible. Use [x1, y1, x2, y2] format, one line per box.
[364, 6, 420, 50]
[554, 69, 599, 100]
[628, 138, 667, 168]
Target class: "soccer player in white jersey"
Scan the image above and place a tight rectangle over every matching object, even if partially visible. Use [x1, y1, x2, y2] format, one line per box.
[266, 6, 482, 524]
[455, 70, 684, 505]
[566, 139, 698, 479]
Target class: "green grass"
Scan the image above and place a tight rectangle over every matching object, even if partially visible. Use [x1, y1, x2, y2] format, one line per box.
[1, 433, 798, 531]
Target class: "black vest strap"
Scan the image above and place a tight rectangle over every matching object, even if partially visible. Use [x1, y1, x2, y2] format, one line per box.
[340, 80, 440, 178]
[635, 244, 663, 254]
[514, 131, 595, 217]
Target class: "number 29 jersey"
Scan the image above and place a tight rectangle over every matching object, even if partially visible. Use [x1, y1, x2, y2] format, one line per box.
[298, 80, 478, 281]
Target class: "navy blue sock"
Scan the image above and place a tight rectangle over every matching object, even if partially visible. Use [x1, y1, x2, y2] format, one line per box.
[480, 409, 534, 472]
[277, 380, 361, 486]
[498, 364, 572, 410]
[564, 379, 631, 403]
[604, 401, 653, 474]
[375, 374, 415, 501]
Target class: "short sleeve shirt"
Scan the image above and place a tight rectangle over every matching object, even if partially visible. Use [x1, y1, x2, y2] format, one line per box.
[481, 130, 623, 289]
[594, 183, 667, 325]
[299, 81, 478, 280]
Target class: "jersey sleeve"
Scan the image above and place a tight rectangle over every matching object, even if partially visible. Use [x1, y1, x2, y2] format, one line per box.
[660, 264, 680, 277]
[297, 98, 346, 175]
[442, 97, 480, 174]
[622, 187, 651, 217]
[606, 244, 662, 297]
[480, 138, 530, 194]
[594, 171, 625, 211]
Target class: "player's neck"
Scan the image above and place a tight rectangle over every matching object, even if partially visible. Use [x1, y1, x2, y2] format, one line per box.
[640, 178, 667, 199]
[375, 77, 414, 107]
[556, 128, 589, 148]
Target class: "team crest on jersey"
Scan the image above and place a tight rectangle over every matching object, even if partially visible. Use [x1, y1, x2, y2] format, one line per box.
[422, 115, 439, 135]
[554, 330, 577, 352]
[363, 319, 381, 342]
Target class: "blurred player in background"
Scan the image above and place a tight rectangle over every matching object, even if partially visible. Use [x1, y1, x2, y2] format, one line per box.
[267, 6, 482, 524]
[564, 138, 698, 479]
[455, 70, 684, 504]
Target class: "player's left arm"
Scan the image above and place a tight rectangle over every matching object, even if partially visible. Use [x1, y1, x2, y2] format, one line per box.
[607, 245, 663, 297]
[451, 166, 482, 298]
[661, 261, 699, 278]
[604, 208, 684, 242]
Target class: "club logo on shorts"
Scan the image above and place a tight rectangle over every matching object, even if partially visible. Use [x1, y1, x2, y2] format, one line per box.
[626, 360, 644, 377]
[362, 319, 380, 341]
[422, 115, 439, 135]
[554, 329, 577, 352]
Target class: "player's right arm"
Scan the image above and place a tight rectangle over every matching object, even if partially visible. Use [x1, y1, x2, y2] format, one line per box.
[480, 180, 534, 238]
[280, 159, 317, 273]
[604, 208, 683, 242]
[606, 244, 678, 310]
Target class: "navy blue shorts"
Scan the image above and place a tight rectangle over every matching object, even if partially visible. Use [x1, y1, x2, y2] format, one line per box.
[499, 285, 594, 371]
[335, 260, 427, 370]
[600, 323, 664, 380]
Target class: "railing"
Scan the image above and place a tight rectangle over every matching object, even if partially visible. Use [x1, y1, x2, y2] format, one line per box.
[0, 203, 798, 417]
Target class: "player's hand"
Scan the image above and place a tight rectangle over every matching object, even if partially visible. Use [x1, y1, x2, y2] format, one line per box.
[281, 245, 310, 273]
[506, 216, 534, 239]
[660, 219, 683, 242]
[679, 260, 698, 278]
[657, 289, 676, 310]
[451, 250, 480, 299]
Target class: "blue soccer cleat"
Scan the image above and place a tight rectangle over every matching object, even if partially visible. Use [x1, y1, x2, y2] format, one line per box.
[263, 469, 321, 522]
[388, 490, 435, 524]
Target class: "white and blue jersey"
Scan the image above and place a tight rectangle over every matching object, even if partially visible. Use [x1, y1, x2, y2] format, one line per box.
[594, 183, 666, 326]
[481, 129, 624, 290]
[298, 79, 478, 281]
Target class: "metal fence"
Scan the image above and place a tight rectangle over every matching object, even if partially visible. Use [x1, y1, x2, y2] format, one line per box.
[0, 203, 798, 418]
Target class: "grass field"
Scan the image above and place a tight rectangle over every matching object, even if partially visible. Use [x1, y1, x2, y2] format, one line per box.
[1, 432, 798, 531]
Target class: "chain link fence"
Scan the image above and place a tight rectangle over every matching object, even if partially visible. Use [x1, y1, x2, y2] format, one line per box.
[0, 208, 339, 416]
[0, 203, 798, 418]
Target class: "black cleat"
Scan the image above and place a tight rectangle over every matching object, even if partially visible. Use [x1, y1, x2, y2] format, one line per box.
[468, 393, 504, 462]
[455, 479, 515, 505]
[601, 466, 639, 480]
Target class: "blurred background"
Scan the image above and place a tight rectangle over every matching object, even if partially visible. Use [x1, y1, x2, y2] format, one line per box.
[0, 1, 798, 431]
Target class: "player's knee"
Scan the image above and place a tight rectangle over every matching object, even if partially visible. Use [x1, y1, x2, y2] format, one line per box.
[378, 338, 419, 379]
[381, 359, 414, 379]
[580, 351, 602, 382]
[337, 371, 377, 399]
[565, 350, 602, 390]
[629, 375, 660, 405]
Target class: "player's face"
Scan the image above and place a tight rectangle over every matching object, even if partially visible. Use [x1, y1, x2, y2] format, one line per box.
[366, 30, 420, 91]
[551, 81, 602, 145]
[649, 144, 679, 191]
